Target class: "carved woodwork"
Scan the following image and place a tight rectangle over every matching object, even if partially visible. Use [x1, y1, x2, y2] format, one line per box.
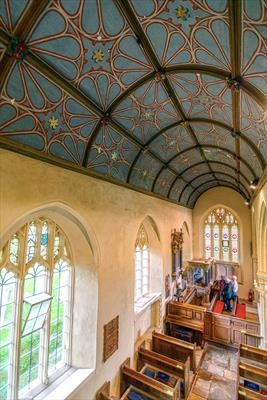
[103, 316, 119, 362]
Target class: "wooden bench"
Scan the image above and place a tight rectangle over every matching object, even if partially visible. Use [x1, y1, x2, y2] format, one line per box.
[96, 378, 159, 400]
[240, 344, 267, 366]
[137, 344, 190, 398]
[165, 300, 206, 347]
[96, 381, 112, 400]
[152, 331, 197, 372]
[120, 359, 180, 400]
[238, 362, 267, 399]
[238, 344, 267, 399]
[238, 386, 267, 400]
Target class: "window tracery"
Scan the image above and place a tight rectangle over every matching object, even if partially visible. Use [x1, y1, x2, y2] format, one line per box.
[0, 217, 72, 400]
[204, 208, 239, 262]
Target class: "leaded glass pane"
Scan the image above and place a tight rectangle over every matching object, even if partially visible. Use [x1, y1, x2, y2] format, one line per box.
[9, 234, 19, 266]
[231, 225, 239, 262]
[22, 295, 52, 337]
[26, 222, 37, 263]
[204, 224, 211, 258]
[40, 221, 48, 260]
[135, 226, 150, 301]
[213, 225, 220, 259]
[19, 265, 48, 392]
[203, 208, 239, 262]
[23, 264, 47, 299]
[222, 225, 229, 261]
[1, 218, 72, 398]
[19, 331, 41, 393]
[48, 260, 70, 373]
[54, 232, 60, 257]
[0, 269, 16, 400]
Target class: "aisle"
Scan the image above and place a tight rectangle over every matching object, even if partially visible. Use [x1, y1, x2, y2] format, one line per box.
[189, 342, 239, 400]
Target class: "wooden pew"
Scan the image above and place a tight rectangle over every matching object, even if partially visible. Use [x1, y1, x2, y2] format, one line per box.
[96, 381, 112, 400]
[96, 378, 157, 400]
[120, 360, 180, 400]
[238, 386, 267, 400]
[239, 362, 267, 399]
[120, 385, 157, 400]
[137, 344, 190, 398]
[152, 331, 197, 372]
[238, 344, 267, 399]
[165, 300, 206, 347]
[240, 344, 267, 366]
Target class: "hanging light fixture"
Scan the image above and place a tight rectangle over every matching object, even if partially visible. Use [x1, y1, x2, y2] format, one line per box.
[250, 178, 259, 190]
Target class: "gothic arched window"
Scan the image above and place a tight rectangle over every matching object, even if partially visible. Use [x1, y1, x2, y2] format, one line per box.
[135, 225, 149, 301]
[0, 218, 72, 400]
[204, 208, 239, 262]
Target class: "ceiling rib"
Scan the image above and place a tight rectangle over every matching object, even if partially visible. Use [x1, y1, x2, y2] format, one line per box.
[181, 161, 250, 185]
[108, 65, 266, 115]
[115, 0, 213, 192]
[188, 179, 248, 207]
[0, 0, 51, 96]
[229, 0, 243, 190]
[179, 172, 249, 204]
[166, 144, 256, 177]
[13, 0, 52, 39]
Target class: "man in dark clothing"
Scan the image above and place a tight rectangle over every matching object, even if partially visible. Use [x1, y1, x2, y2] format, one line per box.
[222, 278, 233, 311]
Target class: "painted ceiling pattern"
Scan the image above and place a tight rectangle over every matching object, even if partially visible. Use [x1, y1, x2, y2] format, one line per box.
[0, 0, 266, 208]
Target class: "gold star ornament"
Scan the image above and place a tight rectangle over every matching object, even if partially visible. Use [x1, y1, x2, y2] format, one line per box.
[49, 116, 59, 129]
[92, 49, 104, 63]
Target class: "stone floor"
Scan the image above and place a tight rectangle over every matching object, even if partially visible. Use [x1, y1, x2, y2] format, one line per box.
[189, 342, 239, 400]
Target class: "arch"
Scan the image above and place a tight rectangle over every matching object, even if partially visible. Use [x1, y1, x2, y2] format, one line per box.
[181, 221, 191, 262]
[137, 215, 162, 294]
[0, 202, 99, 371]
[258, 201, 267, 273]
[133, 215, 163, 343]
[201, 204, 241, 263]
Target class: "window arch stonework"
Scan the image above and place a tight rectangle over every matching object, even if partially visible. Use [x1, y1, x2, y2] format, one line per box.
[203, 207, 239, 263]
[0, 217, 72, 400]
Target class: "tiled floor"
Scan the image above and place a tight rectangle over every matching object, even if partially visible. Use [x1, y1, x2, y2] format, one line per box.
[189, 342, 239, 400]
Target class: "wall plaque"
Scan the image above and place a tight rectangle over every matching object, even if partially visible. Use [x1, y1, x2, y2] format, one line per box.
[103, 315, 119, 362]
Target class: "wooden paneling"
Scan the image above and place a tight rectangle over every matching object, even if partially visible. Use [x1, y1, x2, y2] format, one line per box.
[152, 331, 196, 372]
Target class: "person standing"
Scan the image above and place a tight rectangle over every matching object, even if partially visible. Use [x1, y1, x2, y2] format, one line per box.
[231, 275, 238, 304]
[222, 278, 233, 311]
[219, 275, 226, 300]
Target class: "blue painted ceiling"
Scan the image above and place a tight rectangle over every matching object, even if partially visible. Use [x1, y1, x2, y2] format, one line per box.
[0, 0, 266, 207]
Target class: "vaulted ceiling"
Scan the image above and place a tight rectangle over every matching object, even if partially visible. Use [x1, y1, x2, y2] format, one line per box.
[0, 0, 266, 208]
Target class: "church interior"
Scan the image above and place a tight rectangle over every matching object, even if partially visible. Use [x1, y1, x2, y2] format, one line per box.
[0, 0, 267, 399]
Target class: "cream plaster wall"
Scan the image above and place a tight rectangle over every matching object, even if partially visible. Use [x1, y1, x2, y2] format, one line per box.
[192, 187, 253, 299]
[251, 179, 267, 348]
[0, 149, 192, 399]
[252, 179, 267, 275]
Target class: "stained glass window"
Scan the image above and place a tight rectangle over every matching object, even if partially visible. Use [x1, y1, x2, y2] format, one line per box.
[0, 218, 72, 400]
[204, 224, 211, 258]
[231, 225, 239, 262]
[135, 225, 150, 301]
[203, 208, 239, 262]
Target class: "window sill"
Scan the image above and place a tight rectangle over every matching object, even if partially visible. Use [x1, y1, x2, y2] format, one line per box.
[134, 292, 161, 317]
[34, 368, 94, 400]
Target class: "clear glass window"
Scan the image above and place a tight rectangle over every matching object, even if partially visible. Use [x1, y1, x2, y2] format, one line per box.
[0, 218, 72, 400]
[135, 225, 150, 301]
